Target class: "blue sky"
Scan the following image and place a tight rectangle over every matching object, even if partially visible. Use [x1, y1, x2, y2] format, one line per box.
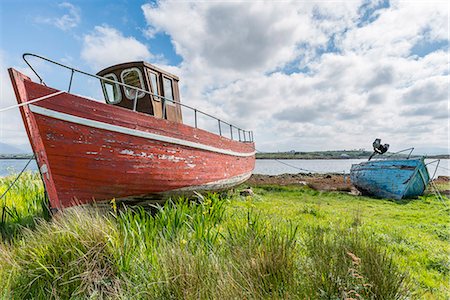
[1, 0, 180, 68]
[0, 0, 449, 154]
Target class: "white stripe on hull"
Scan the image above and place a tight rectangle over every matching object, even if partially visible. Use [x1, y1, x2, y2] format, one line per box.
[169, 171, 252, 193]
[29, 104, 255, 157]
[112, 171, 253, 203]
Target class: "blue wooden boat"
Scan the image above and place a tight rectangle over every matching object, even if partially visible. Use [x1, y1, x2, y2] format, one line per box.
[350, 158, 430, 199]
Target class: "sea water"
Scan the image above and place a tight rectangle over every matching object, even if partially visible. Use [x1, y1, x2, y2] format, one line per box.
[1, 158, 448, 178]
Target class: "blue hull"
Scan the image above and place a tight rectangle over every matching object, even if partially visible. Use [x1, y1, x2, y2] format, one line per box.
[350, 158, 430, 199]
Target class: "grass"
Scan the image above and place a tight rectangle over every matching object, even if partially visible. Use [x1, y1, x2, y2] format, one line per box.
[0, 173, 448, 299]
[0, 171, 48, 239]
[245, 185, 449, 299]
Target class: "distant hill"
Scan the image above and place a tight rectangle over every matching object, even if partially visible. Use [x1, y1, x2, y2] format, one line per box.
[256, 150, 449, 160]
[0, 142, 31, 155]
[256, 150, 373, 159]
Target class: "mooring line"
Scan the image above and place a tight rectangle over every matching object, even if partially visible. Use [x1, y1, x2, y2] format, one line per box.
[0, 91, 64, 113]
[255, 148, 319, 173]
[271, 159, 319, 173]
[0, 155, 35, 202]
[436, 165, 450, 172]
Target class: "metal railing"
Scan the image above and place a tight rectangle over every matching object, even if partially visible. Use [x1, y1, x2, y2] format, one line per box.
[380, 147, 416, 160]
[23, 53, 254, 143]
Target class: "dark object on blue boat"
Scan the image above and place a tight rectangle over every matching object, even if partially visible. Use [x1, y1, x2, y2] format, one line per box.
[350, 158, 430, 199]
[368, 138, 389, 161]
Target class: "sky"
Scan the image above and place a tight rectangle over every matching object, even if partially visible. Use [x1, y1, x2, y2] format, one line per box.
[0, 0, 448, 154]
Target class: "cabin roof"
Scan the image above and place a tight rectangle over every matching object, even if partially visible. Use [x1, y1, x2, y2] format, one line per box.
[96, 61, 179, 81]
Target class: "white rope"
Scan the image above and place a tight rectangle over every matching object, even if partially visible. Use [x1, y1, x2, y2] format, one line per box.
[430, 181, 448, 209]
[0, 91, 65, 113]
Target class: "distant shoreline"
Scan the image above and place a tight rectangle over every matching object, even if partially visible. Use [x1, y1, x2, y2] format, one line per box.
[255, 151, 449, 160]
[0, 154, 34, 159]
[1, 152, 448, 160]
[255, 155, 450, 160]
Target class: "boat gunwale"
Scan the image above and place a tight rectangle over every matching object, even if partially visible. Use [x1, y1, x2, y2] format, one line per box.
[29, 103, 256, 157]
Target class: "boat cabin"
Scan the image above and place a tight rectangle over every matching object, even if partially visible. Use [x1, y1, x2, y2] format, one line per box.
[97, 62, 183, 123]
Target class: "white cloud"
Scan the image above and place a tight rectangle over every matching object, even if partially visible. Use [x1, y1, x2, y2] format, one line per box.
[341, 1, 448, 57]
[1, 1, 447, 155]
[142, 1, 358, 73]
[0, 52, 29, 149]
[401, 76, 448, 104]
[55, 2, 81, 30]
[141, 0, 449, 153]
[81, 25, 152, 70]
[35, 2, 81, 31]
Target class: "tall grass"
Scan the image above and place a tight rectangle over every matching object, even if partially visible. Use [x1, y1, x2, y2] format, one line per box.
[300, 225, 409, 299]
[1, 209, 122, 299]
[0, 171, 48, 239]
[0, 200, 410, 298]
[1, 173, 437, 299]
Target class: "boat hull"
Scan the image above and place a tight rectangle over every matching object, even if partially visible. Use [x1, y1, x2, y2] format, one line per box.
[350, 158, 429, 199]
[9, 69, 255, 209]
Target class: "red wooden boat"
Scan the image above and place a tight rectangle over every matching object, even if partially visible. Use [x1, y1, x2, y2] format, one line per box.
[8, 54, 255, 210]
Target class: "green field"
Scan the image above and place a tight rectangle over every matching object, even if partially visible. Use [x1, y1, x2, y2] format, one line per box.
[0, 172, 448, 299]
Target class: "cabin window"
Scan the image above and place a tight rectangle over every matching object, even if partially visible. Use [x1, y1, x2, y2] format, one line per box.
[121, 67, 146, 100]
[101, 73, 122, 104]
[149, 71, 160, 101]
[162, 77, 174, 105]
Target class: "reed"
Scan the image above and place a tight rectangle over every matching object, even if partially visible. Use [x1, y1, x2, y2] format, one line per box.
[299, 225, 410, 299]
[0, 171, 48, 239]
[1, 209, 122, 299]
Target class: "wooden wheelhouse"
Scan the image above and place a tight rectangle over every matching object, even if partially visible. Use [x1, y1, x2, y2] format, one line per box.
[97, 62, 183, 123]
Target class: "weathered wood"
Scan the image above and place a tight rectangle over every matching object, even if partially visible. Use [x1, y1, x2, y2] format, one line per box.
[96, 61, 183, 123]
[350, 158, 430, 199]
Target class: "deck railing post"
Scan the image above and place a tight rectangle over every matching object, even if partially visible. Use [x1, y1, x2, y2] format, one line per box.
[230, 125, 233, 140]
[162, 98, 166, 119]
[238, 129, 241, 141]
[218, 120, 222, 136]
[133, 91, 138, 111]
[68, 69, 74, 93]
[194, 109, 198, 128]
